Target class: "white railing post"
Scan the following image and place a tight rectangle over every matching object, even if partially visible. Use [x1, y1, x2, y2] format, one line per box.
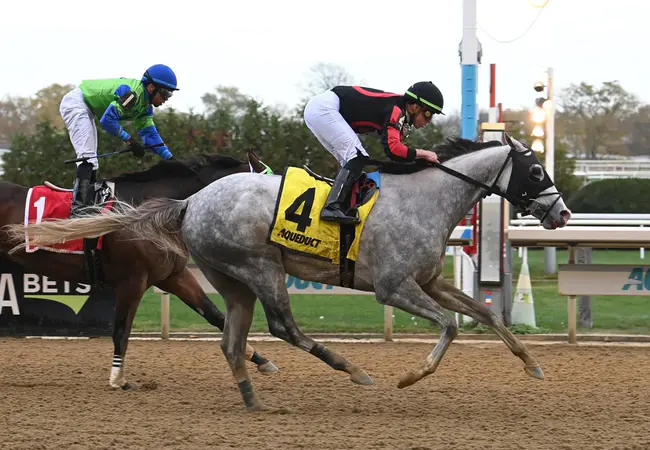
[161, 292, 170, 340]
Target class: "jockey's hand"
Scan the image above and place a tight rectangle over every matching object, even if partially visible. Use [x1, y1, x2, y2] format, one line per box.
[127, 139, 145, 158]
[416, 149, 439, 164]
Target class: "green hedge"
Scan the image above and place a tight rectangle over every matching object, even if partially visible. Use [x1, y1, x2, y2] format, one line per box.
[567, 178, 650, 213]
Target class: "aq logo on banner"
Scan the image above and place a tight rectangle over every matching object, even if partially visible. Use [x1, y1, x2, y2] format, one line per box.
[622, 267, 650, 292]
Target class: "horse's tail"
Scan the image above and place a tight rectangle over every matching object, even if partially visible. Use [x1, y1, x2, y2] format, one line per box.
[6, 197, 188, 258]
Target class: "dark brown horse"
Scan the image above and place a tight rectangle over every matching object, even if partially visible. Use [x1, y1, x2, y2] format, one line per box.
[0, 151, 278, 389]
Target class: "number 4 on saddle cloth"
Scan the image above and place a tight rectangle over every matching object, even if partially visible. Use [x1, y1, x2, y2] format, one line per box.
[267, 166, 380, 288]
[24, 181, 115, 287]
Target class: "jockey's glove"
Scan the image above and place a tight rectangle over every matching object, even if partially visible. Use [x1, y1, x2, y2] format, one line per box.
[127, 139, 146, 158]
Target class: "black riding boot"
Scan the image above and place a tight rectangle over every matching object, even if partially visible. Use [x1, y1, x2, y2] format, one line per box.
[320, 157, 366, 225]
[71, 162, 94, 218]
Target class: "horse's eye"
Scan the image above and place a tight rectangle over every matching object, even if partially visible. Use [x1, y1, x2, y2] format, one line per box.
[529, 164, 544, 182]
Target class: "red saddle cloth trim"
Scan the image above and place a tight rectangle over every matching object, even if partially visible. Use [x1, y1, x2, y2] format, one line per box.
[24, 185, 112, 254]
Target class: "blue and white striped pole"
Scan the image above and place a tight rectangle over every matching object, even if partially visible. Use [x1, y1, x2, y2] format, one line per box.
[457, 0, 479, 325]
[461, 0, 478, 140]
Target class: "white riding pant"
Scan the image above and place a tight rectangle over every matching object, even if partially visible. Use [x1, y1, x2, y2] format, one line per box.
[59, 87, 99, 169]
[304, 90, 369, 167]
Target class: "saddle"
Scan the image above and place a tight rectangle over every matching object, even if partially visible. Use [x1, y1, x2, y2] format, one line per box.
[43, 179, 115, 288]
[301, 165, 380, 288]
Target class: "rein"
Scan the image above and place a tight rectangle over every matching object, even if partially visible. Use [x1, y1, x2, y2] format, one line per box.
[429, 152, 562, 222]
[365, 148, 563, 223]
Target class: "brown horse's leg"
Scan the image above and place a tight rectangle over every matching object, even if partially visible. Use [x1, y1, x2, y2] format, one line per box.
[154, 268, 278, 374]
[422, 277, 544, 380]
[110, 274, 147, 389]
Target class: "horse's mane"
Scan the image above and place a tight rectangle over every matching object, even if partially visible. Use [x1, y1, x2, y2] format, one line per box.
[109, 154, 245, 183]
[378, 136, 505, 174]
[433, 136, 504, 163]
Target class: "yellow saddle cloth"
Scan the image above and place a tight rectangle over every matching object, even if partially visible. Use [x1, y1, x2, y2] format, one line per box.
[267, 167, 379, 263]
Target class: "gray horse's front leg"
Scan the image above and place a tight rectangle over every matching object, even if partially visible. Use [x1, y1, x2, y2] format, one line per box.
[422, 277, 544, 380]
[375, 276, 458, 388]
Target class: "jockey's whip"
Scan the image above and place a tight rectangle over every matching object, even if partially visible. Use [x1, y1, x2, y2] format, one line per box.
[64, 143, 166, 164]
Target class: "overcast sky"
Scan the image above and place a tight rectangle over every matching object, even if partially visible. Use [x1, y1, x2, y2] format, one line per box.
[1, 0, 646, 116]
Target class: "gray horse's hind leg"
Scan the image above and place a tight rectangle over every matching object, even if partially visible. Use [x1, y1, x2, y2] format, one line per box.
[423, 277, 544, 380]
[194, 261, 265, 411]
[154, 269, 278, 374]
[246, 261, 373, 386]
[221, 287, 263, 411]
[376, 276, 458, 388]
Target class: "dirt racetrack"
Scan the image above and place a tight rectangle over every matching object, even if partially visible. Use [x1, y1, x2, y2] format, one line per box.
[1, 338, 649, 450]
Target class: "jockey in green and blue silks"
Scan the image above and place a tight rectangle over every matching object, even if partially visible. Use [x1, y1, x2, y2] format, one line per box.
[59, 64, 179, 216]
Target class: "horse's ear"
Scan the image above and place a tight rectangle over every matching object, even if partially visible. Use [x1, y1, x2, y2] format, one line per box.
[247, 150, 265, 173]
[504, 133, 515, 149]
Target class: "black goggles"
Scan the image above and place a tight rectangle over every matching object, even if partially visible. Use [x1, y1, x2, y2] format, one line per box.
[143, 71, 174, 101]
[156, 86, 174, 100]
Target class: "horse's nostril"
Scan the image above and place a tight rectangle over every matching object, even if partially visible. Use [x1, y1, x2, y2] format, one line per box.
[560, 210, 572, 221]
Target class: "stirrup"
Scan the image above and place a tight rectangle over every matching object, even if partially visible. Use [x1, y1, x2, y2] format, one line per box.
[321, 206, 360, 224]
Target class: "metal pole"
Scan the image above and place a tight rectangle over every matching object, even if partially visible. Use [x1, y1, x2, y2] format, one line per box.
[461, 0, 480, 314]
[545, 68, 555, 178]
[641, 224, 645, 259]
[384, 305, 393, 341]
[544, 67, 557, 274]
[161, 292, 170, 340]
[567, 246, 577, 344]
[461, 0, 478, 140]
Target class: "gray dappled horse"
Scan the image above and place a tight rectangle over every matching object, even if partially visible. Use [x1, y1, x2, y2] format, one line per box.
[9, 135, 571, 411]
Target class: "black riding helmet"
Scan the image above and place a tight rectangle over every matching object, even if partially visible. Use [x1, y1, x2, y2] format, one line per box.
[404, 81, 445, 118]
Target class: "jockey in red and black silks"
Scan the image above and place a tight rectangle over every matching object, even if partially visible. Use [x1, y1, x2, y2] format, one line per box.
[304, 81, 445, 224]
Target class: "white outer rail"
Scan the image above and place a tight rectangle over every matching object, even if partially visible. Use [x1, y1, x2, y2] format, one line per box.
[506, 225, 650, 343]
[511, 213, 648, 258]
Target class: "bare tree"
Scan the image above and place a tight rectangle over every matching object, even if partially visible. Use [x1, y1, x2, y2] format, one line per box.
[301, 62, 354, 96]
[201, 86, 251, 118]
[625, 105, 650, 157]
[558, 81, 639, 159]
[31, 83, 74, 129]
[0, 83, 74, 145]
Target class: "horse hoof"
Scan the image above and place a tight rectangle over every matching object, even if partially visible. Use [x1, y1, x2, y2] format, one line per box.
[350, 370, 373, 386]
[397, 371, 419, 389]
[257, 361, 279, 374]
[109, 382, 134, 390]
[524, 365, 545, 380]
[246, 402, 266, 413]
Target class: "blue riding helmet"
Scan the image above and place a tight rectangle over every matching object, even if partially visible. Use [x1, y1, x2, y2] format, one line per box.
[142, 64, 179, 91]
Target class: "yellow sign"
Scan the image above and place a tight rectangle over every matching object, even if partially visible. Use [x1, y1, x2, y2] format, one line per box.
[268, 167, 378, 263]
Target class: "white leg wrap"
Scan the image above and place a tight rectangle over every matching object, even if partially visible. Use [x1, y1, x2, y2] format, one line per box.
[109, 354, 127, 388]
